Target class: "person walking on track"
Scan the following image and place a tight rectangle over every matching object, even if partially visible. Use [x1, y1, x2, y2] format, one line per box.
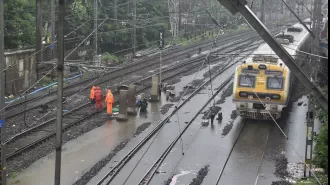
[105, 88, 114, 116]
[94, 86, 104, 110]
[90, 86, 96, 104]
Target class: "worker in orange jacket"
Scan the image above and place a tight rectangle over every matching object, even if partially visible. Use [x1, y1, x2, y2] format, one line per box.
[90, 86, 96, 104]
[105, 88, 114, 116]
[94, 86, 104, 110]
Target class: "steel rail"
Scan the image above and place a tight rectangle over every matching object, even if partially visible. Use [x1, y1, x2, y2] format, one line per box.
[4, 35, 263, 146]
[138, 76, 234, 185]
[4, 29, 260, 119]
[6, 41, 254, 159]
[96, 43, 253, 184]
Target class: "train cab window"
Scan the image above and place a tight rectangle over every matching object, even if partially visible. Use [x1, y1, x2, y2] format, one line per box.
[267, 77, 284, 90]
[239, 75, 256, 88]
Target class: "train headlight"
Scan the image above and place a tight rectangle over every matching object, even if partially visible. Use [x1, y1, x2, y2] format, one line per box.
[272, 94, 281, 100]
[239, 92, 248, 97]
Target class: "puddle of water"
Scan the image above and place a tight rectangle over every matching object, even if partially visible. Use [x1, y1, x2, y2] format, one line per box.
[169, 170, 191, 185]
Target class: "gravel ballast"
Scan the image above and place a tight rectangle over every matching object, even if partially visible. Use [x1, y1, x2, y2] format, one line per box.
[72, 122, 152, 185]
[189, 165, 210, 185]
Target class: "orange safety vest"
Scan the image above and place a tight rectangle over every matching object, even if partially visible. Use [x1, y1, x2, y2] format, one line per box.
[105, 90, 114, 114]
[90, 86, 96, 99]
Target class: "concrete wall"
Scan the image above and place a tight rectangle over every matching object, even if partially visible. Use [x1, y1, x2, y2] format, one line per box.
[4, 49, 37, 96]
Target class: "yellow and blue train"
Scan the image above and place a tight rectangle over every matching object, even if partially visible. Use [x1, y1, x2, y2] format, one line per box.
[233, 20, 312, 120]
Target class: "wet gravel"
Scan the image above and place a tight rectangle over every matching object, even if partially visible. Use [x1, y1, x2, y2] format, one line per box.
[230, 110, 238, 120]
[222, 121, 234, 136]
[274, 154, 290, 179]
[202, 106, 221, 119]
[164, 175, 175, 185]
[202, 64, 226, 78]
[133, 122, 152, 137]
[271, 180, 292, 185]
[189, 165, 210, 185]
[170, 79, 206, 102]
[72, 139, 130, 185]
[160, 104, 175, 115]
[216, 83, 233, 104]
[72, 122, 153, 185]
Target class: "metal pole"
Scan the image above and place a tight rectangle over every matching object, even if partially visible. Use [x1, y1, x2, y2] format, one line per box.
[51, 0, 56, 60]
[0, 0, 7, 183]
[312, 0, 322, 82]
[132, 0, 137, 58]
[304, 99, 315, 177]
[54, 0, 65, 184]
[261, 0, 265, 23]
[94, 0, 98, 57]
[216, 0, 328, 111]
[36, 0, 43, 79]
[114, 0, 117, 50]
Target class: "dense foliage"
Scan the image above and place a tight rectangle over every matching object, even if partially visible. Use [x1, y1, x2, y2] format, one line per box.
[314, 110, 328, 173]
[4, 0, 230, 53]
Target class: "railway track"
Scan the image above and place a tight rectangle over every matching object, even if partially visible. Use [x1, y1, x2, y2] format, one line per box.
[93, 41, 258, 185]
[6, 37, 262, 160]
[5, 22, 285, 121]
[215, 121, 272, 185]
[4, 29, 254, 117]
[4, 29, 271, 141]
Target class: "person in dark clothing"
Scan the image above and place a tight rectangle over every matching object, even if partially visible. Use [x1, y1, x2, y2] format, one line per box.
[209, 107, 217, 125]
[217, 112, 223, 121]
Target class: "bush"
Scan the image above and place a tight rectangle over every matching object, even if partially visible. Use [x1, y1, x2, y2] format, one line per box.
[314, 122, 328, 173]
[101, 52, 119, 65]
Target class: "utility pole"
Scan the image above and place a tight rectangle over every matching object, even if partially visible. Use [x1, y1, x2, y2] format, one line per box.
[0, 0, 7, 184]
[51, 0, 56, 60]
[159, 29, 164, 86]
[304, 100, 315, 177]
[54, 0, 65, 184]
[311, 0, 322, 81]
[36, 0, 43, 79]
[216, 0, 328, 111]
[94, 0, 98, 57]
[132, 0, 137, 58]
[260, 0, 265, 23]
[114, 0, 117, 50]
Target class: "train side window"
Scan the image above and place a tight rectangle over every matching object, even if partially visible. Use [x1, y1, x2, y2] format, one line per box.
[267, 77, 284, 90]
[239, 75, 256, 88]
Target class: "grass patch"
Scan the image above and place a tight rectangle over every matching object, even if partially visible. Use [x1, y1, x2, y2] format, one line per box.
[296, 174, 328, 185]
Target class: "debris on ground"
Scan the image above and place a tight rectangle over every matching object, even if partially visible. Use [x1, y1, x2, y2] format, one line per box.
[216, 83, 233, 104]
[274, 154, 290, 179]
[72, 139, 129, 185]
[160, 104, 175, 114]
[164, 175, 175, 185]
[230, 110, 238, 120]
[271, 180, 292, 185]
[134, 122, 152, 137]
[202, 106, 221, 119]
[222, 121, 234, 136]
[189, 165, 210, 185]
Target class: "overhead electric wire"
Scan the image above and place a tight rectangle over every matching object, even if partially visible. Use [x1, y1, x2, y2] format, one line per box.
[0, 14, 110, 113]
[121, 26, 226, 185]
[238, 73, 323, 185]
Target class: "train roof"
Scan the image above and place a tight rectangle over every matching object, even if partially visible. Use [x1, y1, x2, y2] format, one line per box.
[247, 19, 311, 65]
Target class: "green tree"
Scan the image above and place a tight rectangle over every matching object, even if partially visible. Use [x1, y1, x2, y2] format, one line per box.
[314, 120, 328, 173]
[4, 0, 36, 49]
